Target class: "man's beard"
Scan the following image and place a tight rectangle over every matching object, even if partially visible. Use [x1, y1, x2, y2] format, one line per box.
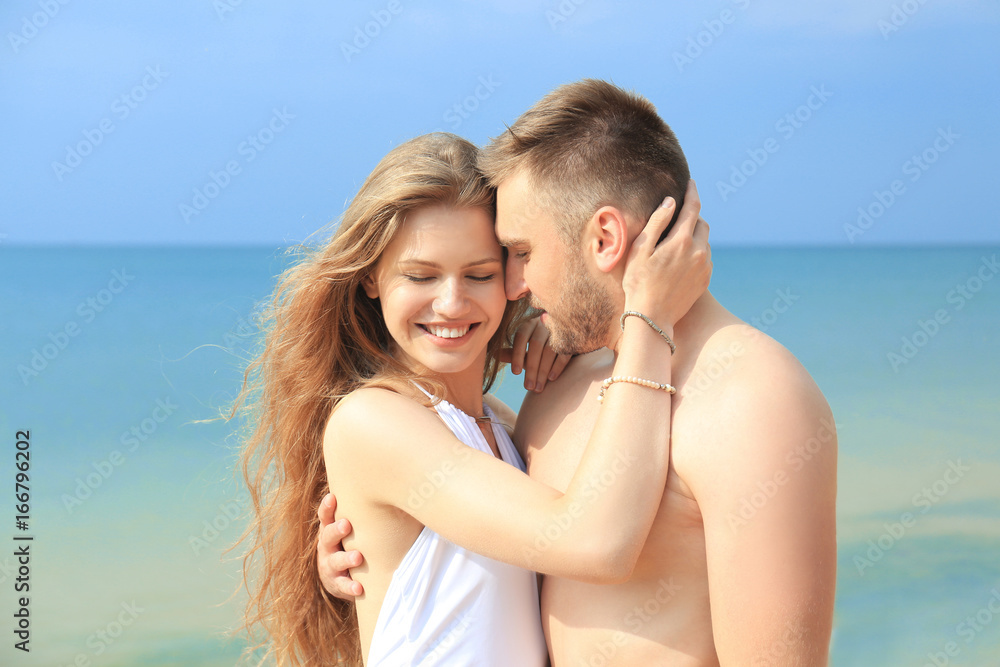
[538, 255, 615, 356]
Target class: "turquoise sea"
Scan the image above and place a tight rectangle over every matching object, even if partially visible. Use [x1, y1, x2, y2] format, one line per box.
[2, 246, 999, 666]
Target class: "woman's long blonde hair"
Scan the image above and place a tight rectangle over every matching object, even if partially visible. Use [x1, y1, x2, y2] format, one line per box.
[232, 133, 527, 665]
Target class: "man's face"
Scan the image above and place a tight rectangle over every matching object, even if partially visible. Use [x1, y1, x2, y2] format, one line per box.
[495, 171, 615, 355]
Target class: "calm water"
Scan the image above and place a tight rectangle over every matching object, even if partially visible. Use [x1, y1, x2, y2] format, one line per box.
[1, 246, 998, 665]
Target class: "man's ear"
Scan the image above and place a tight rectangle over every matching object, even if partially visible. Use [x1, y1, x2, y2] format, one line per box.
[361, 273, 379, 299]
[587, 206, 629, 274]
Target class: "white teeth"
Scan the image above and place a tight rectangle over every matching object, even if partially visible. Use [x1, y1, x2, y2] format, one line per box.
[427, 324, 471, 339]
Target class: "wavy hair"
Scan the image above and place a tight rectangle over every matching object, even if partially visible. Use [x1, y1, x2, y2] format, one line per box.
[231, 133, 527, 666]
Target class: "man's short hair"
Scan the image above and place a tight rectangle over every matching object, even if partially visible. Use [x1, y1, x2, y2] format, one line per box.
[479, 78, 690, 243]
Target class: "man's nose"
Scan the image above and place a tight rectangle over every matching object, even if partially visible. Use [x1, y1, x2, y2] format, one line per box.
[505, 259, 529, 301]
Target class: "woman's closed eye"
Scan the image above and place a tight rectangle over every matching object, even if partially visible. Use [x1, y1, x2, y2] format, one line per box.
[402, 274, 496, 284]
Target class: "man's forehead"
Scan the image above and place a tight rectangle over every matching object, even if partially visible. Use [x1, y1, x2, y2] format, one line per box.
[495, 174, 553, 244]
[493, 212, 522, 247]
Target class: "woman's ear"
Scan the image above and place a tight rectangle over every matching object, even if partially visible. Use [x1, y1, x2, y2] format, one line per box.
[361, 273, 379, 299]
[588, 206, 629, 274]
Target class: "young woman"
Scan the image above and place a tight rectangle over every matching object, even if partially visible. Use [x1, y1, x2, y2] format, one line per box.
[234, 132, 710, 666]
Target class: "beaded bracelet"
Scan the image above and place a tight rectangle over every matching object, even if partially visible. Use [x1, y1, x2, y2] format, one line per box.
[597, 375, 677, 403]
[620, 310, 676, 355]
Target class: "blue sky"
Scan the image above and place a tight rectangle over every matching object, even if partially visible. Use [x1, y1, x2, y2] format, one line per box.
[2, 0, 997, 246]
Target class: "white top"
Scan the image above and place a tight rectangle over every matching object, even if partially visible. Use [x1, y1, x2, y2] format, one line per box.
[365, 395, 548, 666]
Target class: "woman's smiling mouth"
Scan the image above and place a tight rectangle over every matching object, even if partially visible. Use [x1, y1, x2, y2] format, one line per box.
[417, 322, 479, 340]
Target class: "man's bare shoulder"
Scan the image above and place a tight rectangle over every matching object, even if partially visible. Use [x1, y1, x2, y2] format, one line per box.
[676, 320, 836, 495]
[514, 349, 612, 438]
[673, 312, 837, 664]
[689, 321, 825, 411]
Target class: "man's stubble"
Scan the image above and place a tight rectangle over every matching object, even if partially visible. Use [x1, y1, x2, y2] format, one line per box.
[540, 252, 616, 356]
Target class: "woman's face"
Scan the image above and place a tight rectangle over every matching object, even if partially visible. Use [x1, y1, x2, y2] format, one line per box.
[364, 204, 507, 378]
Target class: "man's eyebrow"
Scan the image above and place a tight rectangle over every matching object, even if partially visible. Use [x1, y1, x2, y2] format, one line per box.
[397, 257, 502, 269]
[498, 237, 529, 248]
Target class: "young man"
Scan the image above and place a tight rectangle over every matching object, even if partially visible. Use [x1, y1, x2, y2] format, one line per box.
[319, 79, 837, 665]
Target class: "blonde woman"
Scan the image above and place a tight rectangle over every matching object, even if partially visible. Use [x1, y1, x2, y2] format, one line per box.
[234, 132, 710, 665]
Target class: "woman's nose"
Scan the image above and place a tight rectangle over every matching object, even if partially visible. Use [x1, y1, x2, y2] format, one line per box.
[433, 279, 470, 316]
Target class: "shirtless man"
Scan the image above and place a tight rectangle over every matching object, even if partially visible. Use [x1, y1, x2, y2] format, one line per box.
[318, 79, 837, 665]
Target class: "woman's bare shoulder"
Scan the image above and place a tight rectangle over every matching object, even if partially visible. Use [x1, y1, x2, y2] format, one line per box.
[325, 387, 435, 452]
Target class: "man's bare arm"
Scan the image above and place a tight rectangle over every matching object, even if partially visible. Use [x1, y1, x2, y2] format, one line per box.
[688, 336, 837, 665]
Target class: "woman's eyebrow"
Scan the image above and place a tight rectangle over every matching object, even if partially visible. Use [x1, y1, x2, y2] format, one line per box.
[398, 257, 502, 269]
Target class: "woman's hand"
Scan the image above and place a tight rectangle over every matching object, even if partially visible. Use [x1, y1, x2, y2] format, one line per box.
[499, 316, 573, 392]
[622, 179, 712, 331]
